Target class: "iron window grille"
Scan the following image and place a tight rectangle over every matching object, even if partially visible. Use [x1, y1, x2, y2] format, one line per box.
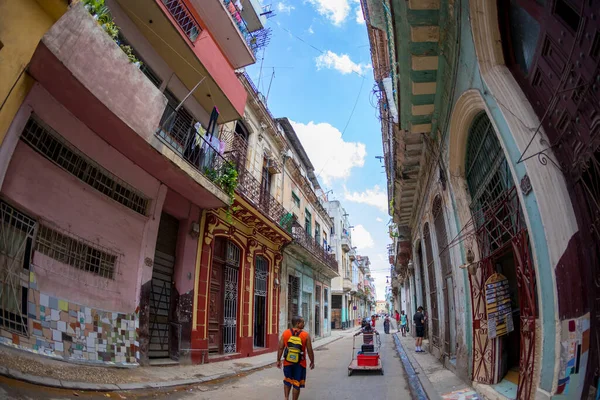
[162, 0, 201, 42]
[20, 116, 149, 216]
[0, 201, 36, 335]
[35, 224, 118, 280]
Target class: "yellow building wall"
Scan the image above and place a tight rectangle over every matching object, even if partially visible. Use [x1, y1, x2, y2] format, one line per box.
[0, 0, 67, 143]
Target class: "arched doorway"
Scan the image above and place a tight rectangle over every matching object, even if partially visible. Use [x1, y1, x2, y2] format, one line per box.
[423, 223, 440, 349]
[208, 238, 241, 354]
[466, 112, 537, 398]
[432, 196, 456, 358]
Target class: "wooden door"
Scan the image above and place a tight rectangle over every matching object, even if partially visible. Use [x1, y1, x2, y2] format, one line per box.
[208, 238, 225, 354]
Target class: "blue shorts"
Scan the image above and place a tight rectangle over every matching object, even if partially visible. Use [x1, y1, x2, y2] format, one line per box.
[283, 364, 306, 389]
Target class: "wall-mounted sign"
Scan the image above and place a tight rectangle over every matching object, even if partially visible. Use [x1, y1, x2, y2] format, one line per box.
[485, 273, 514, 339]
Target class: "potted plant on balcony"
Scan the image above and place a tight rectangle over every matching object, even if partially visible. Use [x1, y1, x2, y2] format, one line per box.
[82, 0, 142, 66]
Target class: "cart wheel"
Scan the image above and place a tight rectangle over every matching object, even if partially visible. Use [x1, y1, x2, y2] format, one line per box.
[380, 369, 385, 375]
[348, 369, 353, 377]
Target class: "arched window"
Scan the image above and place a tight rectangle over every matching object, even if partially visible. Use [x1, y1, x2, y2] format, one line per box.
[465, 112, 514, 213]
[423, 223, 440, 348]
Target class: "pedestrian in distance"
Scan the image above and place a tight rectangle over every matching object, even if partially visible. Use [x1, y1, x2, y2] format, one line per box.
[394, 309, 400, 332]
[414, 306, 425, 353]
[400, 310, 408, 337]
[383, 315, 390, 334]
[277, 316, 315, 400]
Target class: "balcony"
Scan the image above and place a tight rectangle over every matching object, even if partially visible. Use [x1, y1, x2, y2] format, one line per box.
[286, 223, 338, 279]
[341, 234, 351, 252]
[28, 3, 230, 209]
[343, 277, 352, 292]
[387, 243, 395, 265]
[113, 0, 247, 122]
[348, 248, 356, 261]
[190, 0, 269, 69]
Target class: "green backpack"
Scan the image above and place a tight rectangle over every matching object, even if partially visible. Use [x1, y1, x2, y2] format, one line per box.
[284, 329, 304, 364]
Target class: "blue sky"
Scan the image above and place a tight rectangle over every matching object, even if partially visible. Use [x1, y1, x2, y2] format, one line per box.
[246, 0, 392, 299]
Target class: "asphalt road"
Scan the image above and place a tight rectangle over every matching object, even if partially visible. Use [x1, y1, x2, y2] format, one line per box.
[0, 324, 413, 400]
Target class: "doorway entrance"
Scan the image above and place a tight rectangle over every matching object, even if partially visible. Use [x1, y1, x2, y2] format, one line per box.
[149, 213, 179, 359]
[465, 112, 537, 398]
[287, 275, 300, 328]
[208, 238, 241, 354]
[315, 285, 321, 337]
[253, 256, 268, 348]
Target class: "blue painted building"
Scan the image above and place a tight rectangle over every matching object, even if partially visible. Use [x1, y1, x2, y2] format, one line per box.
[362, 0, 600, 398]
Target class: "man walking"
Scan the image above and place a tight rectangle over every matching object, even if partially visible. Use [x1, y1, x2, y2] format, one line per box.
[277, 316, 315, 400]
[414, 306, 425, 353]
[400, 310, 408, 337]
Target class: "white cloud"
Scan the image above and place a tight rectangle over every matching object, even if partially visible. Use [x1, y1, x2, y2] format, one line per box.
[306, 0, 350, 25]
[290, 120, 366, 183]
[355, 5, 364, 23]
[352, 225, 374, 250]
[315, 50, 370, 75]
[344, 185, 388, 212]
[308, 25, 314, 34]
[277, 1, 295, 14]
[376, 217, 383, 222]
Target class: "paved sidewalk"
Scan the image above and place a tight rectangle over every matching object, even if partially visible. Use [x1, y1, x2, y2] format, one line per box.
[395, 333, 481, 400]
[0, 330, 349, 391]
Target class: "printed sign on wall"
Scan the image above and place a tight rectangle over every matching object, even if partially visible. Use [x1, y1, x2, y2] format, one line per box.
[485, 273, 514, 339]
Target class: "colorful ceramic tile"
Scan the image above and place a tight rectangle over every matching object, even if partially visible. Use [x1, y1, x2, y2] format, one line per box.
[51, 309, 60, 321]
[55, 341, 64, 352]
[49, 297, 59, 310]
[40, 294, 49, 308]
[52, 329, 62, 342]
[57, 321, 67, 332]
[58, 300, 68, 312]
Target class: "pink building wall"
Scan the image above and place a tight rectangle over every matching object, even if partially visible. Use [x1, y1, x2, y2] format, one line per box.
[162, 189, 200, 295]
[1, 84, 164, 313]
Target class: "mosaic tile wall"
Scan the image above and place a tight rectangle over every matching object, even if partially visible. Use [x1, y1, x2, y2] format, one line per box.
[0, 272, 139, 366]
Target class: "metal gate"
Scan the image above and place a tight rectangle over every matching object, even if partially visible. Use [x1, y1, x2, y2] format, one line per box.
[0, 201, 36, 335]
[288, 275, 300, 327]
[223, 242, 240, 354]
[315, 285, 321, 337]
[253, 256, 268, 348]
[461, 112, 537, 398]
[423, 223, 440, 348]
[149, 213, 179, 359]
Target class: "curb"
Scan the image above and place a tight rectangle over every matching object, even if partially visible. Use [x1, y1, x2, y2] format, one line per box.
[393, 333, 439, 400]
[0, 335, 343, 392]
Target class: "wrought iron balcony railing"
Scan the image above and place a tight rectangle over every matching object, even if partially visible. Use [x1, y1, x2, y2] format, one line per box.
[219, 131, 292, 232]
[291, 223, 338, 273]
[162, 0, 201, 42]
[157, 109, 233, 197]
[223, 0, 271, 55]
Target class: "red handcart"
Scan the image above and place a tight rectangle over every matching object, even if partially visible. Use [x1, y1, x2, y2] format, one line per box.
[348, 332, 383, 376]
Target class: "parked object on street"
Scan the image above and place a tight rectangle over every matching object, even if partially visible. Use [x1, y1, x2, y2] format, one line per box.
[349, 327, 383, 376]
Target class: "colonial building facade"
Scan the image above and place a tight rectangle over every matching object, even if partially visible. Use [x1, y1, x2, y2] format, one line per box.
[325, 201, 354, 329]
[277, 118, 338, 339]
[363, 0, 600, 398]
[0, 0, 269, 366]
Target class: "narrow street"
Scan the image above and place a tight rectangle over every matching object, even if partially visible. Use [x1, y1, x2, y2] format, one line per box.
[0, 324, 414, 400]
